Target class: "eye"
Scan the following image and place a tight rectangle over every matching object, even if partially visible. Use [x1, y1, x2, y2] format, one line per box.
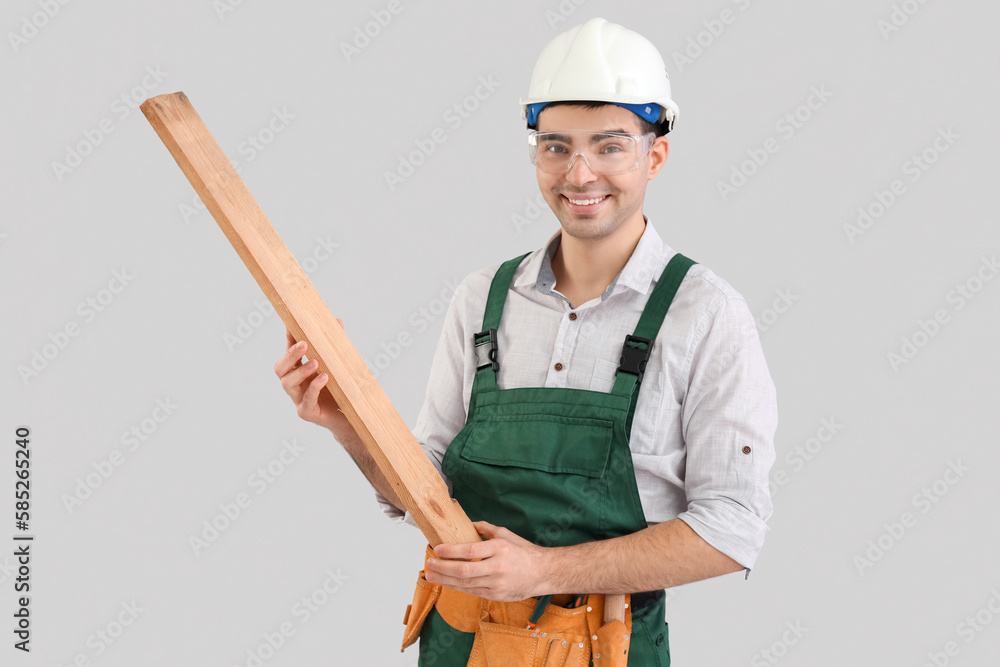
[597, 138, 630, 154]
[542, 143, 569, 154]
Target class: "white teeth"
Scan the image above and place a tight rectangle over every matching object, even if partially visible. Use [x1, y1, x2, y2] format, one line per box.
[566, 196, 606, 205]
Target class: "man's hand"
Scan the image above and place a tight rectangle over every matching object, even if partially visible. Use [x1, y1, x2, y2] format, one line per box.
[274, 326, 357, 443]
[425, 521, 550, 602]
[428, 518, 747, 598]
[274, 326, 406, 510]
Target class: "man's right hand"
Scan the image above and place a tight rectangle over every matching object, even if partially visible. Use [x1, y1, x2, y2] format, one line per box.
[274, 326, 357, 443]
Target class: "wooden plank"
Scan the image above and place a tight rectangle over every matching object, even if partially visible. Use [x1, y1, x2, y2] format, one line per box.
[140, 91, 480, 548]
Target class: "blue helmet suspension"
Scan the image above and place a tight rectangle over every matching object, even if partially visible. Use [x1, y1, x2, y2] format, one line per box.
[526, 101, 663, 129]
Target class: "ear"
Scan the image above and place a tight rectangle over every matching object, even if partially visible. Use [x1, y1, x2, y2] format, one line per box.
[646, 137, 669, 180]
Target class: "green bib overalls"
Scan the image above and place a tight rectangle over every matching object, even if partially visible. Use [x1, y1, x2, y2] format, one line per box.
[417, 251, 696, 667]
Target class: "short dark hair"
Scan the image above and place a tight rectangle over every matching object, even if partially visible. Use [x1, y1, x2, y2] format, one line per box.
[530, 100, 670, 137]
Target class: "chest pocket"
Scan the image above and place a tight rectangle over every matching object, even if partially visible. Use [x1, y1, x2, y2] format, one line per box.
[460, 414, 614, 477]
[590, 359, 678, 455]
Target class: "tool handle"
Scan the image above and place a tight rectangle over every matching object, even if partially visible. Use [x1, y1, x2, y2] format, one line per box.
[604, 593, 626, 624]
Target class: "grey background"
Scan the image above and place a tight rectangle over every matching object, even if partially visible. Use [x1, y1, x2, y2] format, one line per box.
[2, 1, 998, 665]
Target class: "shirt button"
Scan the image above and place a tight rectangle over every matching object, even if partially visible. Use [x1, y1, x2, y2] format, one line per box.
[568, 312, 577, 321]
[742, 446, 752, 455]
[554, 363, 564, 371]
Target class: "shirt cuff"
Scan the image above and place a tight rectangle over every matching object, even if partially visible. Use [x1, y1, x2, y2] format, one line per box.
[677, 499, 770, 577]
[374, 488, 419, 529]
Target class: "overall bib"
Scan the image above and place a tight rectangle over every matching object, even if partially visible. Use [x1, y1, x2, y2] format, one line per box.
[415, 251, 696, 667]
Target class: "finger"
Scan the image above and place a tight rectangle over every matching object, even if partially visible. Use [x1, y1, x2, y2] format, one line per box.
[427, 573, 492, 592]
[280, 358, 320, 394]
[434, 539, 495, 561]
[474, 521, 526, 547]
[424, 568, 492, 593]
[285, 330, 306, 356]
[274, 338, 308, 377]
[426, 558, 490, 582]
[473, 521, 500, 540]
[300, 369, 329, 412]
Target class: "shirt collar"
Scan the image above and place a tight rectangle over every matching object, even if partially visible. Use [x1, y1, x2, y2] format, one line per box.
[514, 219, 668, 300]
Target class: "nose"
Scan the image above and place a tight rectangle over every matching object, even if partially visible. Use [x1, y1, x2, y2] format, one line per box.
[564, 152, 599, 186]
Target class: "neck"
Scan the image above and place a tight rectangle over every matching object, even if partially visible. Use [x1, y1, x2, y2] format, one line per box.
[551, 215, 646, 306]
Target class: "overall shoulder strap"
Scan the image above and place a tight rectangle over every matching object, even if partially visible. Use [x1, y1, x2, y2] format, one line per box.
[611, 253, 697, 428]
[469, 253, 530, 399]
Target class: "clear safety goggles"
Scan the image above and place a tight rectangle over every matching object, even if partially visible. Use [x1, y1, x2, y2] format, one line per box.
[528, 130, 656, 175]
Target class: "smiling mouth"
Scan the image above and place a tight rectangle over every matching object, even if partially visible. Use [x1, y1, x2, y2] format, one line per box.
[563, 195, 610, 206]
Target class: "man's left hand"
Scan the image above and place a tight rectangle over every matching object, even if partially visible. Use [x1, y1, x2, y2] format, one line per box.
[425, 521, 549, 601]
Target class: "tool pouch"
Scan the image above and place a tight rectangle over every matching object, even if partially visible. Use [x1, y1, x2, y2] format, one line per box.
[401, 546, 634, 666]
[466, 593, 633, 667]
[401, 545, 443, 651]
[402, 545, 483, 651]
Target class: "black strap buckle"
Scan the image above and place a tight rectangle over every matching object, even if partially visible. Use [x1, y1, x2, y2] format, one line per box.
[630, 589, 665, 612]
[474, 328, 499, 372]
[616, 334, 652, 383]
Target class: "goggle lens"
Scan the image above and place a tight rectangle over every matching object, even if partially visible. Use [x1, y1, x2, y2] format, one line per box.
[528, 130, 655, 175]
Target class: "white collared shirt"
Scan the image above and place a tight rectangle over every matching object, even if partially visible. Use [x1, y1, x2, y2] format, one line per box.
[374, 220, 778, 573]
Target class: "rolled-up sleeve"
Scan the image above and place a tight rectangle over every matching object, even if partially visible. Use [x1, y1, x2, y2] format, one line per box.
[373, 278, 475, 526]
[676, 293, 778, 575]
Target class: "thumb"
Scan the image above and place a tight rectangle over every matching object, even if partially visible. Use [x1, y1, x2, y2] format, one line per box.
[473, 521, 500, 540]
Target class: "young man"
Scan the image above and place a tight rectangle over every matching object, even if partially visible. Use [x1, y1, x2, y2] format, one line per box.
[274, 17, 777, 665]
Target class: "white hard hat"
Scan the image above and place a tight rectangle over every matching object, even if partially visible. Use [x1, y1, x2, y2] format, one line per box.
[520, 17, 679, 132]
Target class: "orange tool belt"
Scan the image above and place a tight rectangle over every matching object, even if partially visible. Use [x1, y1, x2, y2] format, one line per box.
[401, 545, 633, 667]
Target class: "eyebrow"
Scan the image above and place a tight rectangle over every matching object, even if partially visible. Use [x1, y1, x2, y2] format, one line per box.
[540, 129, 629, 143]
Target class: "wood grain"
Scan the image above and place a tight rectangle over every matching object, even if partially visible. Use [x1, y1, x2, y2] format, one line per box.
[140, 91, 480, 548]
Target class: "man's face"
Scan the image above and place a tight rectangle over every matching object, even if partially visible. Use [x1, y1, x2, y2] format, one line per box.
[534, 104, 668, 244]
